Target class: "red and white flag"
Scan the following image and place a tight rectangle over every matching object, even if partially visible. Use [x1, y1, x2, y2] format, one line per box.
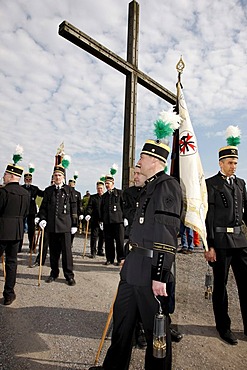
[177, 82, 208, 250]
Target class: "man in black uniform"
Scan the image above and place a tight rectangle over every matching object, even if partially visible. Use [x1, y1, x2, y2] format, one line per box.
[122, 164, 145, 240]
[85, 181, 105, 258]
[205, 142, 247, 345]
[89, 138, 182, 370]
[20, 169, 44, 251]
[68, 176, 83, 245]
[38, 164, 78, 286]
[0, 162, 29, 305]
[101, 176, 124, 265]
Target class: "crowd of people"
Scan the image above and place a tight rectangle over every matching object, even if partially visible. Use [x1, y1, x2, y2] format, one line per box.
[1, 126, 247, 370]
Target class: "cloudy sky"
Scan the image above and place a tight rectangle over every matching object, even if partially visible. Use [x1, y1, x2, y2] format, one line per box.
[1, 0, 247, 193]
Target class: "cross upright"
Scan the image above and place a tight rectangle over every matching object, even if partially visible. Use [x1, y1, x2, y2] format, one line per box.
[58, 0, 176, 189]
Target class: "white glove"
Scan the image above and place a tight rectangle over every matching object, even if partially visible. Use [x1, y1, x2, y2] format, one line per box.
[39, 220, 47, 229]
[85, 215, 91, 222]
[124, 218, 128, 227]
[99, 222, 104, 231]
[71, 227, 77, 234]
[34, 217, 40, 225]
[79, 215, 84, 221]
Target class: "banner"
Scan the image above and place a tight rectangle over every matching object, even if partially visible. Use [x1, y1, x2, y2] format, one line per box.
[177, 82, 208, 250]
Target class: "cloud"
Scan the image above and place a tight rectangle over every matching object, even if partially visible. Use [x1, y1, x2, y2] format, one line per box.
[0, 0, 247, 193]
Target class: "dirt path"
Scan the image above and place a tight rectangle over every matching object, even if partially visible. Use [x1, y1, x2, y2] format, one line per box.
[0, 234, 246, 369]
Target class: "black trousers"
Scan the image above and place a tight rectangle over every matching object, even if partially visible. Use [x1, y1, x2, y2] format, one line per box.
[103, 280, 172, 370]
[212, 247, 247, 334]
[48, 232, 74, 280]
[0, 240, 19, 299]
[27, 214, 36, 249]
[90, 222, 104, 255]
[104, 223, 124, 263]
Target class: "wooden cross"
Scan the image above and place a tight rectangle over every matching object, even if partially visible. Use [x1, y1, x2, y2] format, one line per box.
[58, 0, 176, 189]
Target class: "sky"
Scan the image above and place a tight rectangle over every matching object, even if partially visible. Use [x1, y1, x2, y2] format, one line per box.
[1, 0, 247, 194]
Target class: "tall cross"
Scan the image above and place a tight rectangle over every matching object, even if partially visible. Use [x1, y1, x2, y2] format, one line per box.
[58, 0, 176, 189]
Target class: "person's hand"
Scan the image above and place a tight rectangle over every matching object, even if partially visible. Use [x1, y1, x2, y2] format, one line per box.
[204, 247, 216, 262]
[152, 281, 168, 297]
[39, 220, 47, 229]
[71, 227, 77, 234]
[34, 217, 40, 225]
[85, 215, 91, 222]
[79, 215, 84, 221]
[124, 218, 128, 227]
[99, 222, 104, 231]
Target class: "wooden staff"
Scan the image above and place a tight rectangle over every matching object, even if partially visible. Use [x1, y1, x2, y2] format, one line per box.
[82, 220, 89, 258]
[38, 228, 45, 286]
[94, 291, 117, 365]
[1, 255, 6, 280]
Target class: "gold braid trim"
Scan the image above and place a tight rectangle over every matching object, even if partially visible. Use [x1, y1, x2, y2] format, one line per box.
[153, 242, 176, 254]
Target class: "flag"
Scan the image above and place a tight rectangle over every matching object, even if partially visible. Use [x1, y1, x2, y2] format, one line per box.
[177, 81, 208, 250]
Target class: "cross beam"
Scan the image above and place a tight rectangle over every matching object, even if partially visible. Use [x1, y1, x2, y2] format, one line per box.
[58, 1, 176, 188]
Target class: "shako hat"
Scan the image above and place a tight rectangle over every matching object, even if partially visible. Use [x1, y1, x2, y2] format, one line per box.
[53, 155, 71, 175]
[219, 126, 240, 160]
[141, 110, 180, 163]
[5, 145, 24, 177]
[24, 163, 35, 179]
[104, 163, 118, 182]
[69, 171, 78, 184]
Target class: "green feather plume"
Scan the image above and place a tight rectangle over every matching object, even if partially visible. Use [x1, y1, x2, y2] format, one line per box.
[226, 125, 241, 146]
[61, 155, 71, 169]
[28, 163, 35, 174]
[73, 171, 78, 180]
[100, 175, 106, 182]
[154, 120, 174, 140]
[12, 145, 23, 164]
[110, 163, 118, 176]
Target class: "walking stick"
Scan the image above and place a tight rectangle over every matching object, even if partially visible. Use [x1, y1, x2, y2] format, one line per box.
[94, 291, 117, 365]
[38, 228, 44, 286]
[83, 220, 89, 258]
[1, 255, 6, 280]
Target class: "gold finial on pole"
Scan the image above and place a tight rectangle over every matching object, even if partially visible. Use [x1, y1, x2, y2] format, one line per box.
[176, 55, 185, 74]
[176, 56, 185, 83]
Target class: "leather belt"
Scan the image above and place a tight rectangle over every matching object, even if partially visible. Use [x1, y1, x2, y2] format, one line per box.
[130, 243, 153, 258]
[215, 226, 241, 234]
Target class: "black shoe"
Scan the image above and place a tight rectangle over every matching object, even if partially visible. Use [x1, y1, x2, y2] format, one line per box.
[45, 276, 56, 283]
[219, 330, 238, 345]
[104, 261, 111, 265]
[170, 328, 183, 342]
[88, 367, 104, 370]
[97, 251, 105, 256]
[89, 254, 96, 259]
[178, 248, 188, 254]
[67, 278, 76, 286]
[4, 294, 16, 306]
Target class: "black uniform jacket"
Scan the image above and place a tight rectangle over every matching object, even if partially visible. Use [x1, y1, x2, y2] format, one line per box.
[121, 172, 182, 286]
[38, 184, 77, 233]
[101, 188, 124, 225]
[123, 186, 142, 226]
[0, 182, 30, 240]
[70, 188, 82, 223]
[86, 193, 102, 223]
[206, 171, 247, 249]
[22, 184, 44, 215]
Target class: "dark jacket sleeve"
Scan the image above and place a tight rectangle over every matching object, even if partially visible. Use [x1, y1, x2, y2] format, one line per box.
[151, 178, 182, 283]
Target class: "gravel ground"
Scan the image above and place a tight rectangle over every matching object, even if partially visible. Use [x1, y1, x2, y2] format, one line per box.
[0, 233, 246, 370]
